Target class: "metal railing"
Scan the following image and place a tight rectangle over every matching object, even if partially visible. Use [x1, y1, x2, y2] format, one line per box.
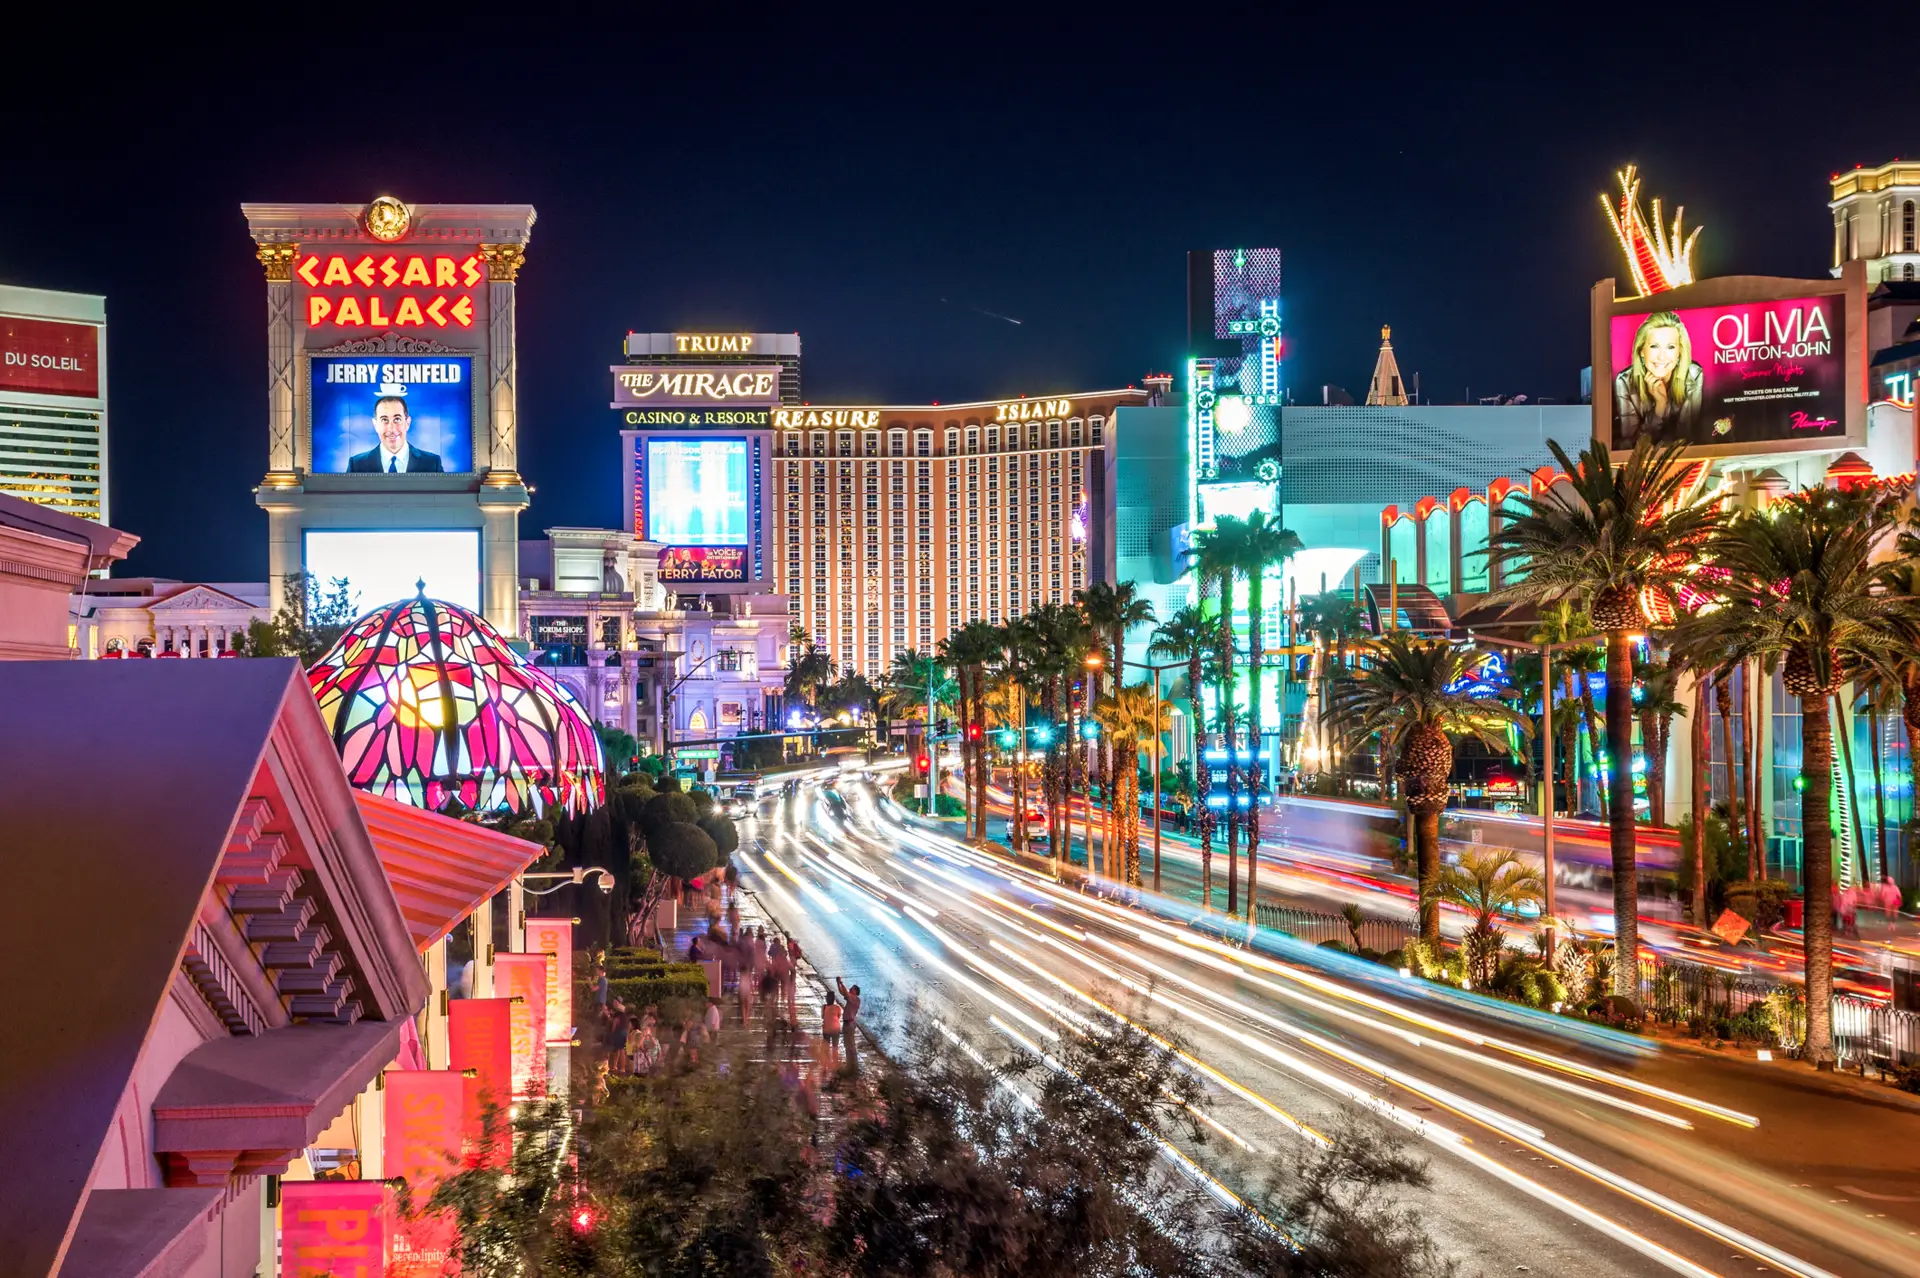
[1254, 902, 1415, 954]
[1834, 997, 1920, 1069]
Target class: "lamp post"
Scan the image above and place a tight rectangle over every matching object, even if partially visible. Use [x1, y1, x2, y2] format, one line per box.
[512, 866, 616, 952]
[1467, 628, 1617, 954]
[1124, 658, 1185, 895]
[1083, 652, 1102, 877]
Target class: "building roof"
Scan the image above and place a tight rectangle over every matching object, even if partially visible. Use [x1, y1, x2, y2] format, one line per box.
[355, 790, 548, 949]
[0, 659, 426, 1276]
[0, 490, 138, 568]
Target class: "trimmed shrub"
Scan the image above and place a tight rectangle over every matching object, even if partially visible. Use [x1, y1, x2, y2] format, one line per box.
[648, 821, 719, 881]
[641, 791, 699, 838]
[609, 965, 711, 1011]
[697, 814, 740, 858]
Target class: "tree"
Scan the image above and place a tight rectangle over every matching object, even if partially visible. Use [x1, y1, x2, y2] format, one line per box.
[592, 722, 642, 779]
[697, 812, 740, 859]
[1331, 633, 1532, 941]
[941, 620, 1003, 842]
[1633, 648, 1686, 827]
[1152, 605, 1217, 907]
[783, 639, 837, 716]
[1234, 511, 1303, 910]
[1440, 846, 1546, 985]
[257, 569, 359, 665]
[641, 790, 699, 838]
[647, 820, 720, 882]
[1076, 582, 1158, 855]
[1679, 484, 1915, 1067]
[1191, 517, 1253, 913]
[1298, 591, 1367, 793]
[1094, 683, 1172, 887]
[1489, 436, 1723, 999]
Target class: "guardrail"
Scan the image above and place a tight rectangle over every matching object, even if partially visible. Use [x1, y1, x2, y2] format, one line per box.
[1253, 902, 1416, 954]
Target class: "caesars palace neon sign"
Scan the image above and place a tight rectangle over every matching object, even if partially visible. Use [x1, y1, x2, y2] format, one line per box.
[298, 252, 483, 329]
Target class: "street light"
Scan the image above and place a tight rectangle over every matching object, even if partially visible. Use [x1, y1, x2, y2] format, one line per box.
[1083, 653, 1102, 876]
[1124, 658, 1186, 895]
[1466, 628, 1605, 954]
[510, 866, 615, 951]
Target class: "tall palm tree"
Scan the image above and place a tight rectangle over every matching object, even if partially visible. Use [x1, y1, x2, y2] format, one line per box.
[1151, 605, 1217, 906]
[993, 623, 1041, 856]
[1298, 590, 1366, 789]
[1235, 512, 1304, 911]
[1532, 600, 1605, 820]
[1076, 582, 1158, 857]
[1330, 633, 1532, 941]
[941, 621, 1003, 841]
[884, 649, 955, 811]
[1634, 649, 1686, 828]
[1095, 683, 1172, 887]
[1489, 436, 1723, 999]
[1191, 517, 1253, 913]
[1678, 484, 1915, 1067]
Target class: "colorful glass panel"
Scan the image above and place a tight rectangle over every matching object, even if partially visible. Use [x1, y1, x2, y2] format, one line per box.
[309, 595, 605, 815]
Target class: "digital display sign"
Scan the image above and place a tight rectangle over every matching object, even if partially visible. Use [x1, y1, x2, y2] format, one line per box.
[297, 251, 482, 329]
[612, 365, 780, 407]
[1609, 296, 1846, 448]
[0, 316, 99, 397]
[302, 529, 481, 613]
[310, 357, 473, 474]
[645, 438, 749, 546]
[658, 546, 747, 582]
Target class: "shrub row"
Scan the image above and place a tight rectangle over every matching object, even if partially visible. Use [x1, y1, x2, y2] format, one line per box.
[608, 966, 711, 1011]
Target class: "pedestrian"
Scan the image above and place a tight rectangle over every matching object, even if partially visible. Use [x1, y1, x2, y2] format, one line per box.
[633, 1020, 660, 1075]
[688, 934, 707, 963]
[820, 988, 843, 1060]
[606, 1005, 631, 1074]
[592, 961, 608, 1012]
[704, 996, 723, 1038]
[767, 939, 793, 1030]
[1881, 876, 1905, 917]
[1834, 883, 1860, 938]
[726, 896, 742, 943]
[834, 977, 861, 1045]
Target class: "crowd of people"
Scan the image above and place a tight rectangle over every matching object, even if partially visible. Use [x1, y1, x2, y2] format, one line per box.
[1833, 876, 1906, 937]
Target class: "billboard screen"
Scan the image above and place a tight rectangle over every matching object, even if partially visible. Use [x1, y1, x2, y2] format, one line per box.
[1608, 296, 1846, 448]
[657, 546, 747, 583]
[645, 438, 749, 546]
[302, 529, 481, 613]
[310, 356, 473, 474]
[0, 316, 99, 397]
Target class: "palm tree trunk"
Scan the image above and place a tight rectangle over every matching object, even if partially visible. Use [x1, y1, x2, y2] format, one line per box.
[1416, 806, 1442, 941]
[1604, 632, 1641, 1000]
[1581, 683, 1608, 822]
[1744, 660, 1764, 877]
[1246, 575, 1264, 913]
[1717, 674, 1744, 869]
[1870, 702, 1890, 885]
[1691, 678, 1710, 925]
[1191, 651, 1213, 909]
[1802, 690, 1837, 1068]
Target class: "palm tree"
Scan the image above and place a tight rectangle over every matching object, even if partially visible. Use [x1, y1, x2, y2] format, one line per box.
[1095, 683, 1172, 887]
[1330, 633, 1532, 941]
[993, 622, 1042, 856]
[1298, 591, 1366, 789]
[1489, 436, 1723, 999]
[1678, 484, 1915, 1067]
[1532, 600, 1605, 820]
[884, 649, 954, 812]
[1235, 512, 1304, 911]
[941, 621, 1004, 841]
[1634, 649, 1686, 828]
[1441, 846, 1546, 986]
[1077, 582, 1158, 859]
[1151, 605, 1217, 907]
[1191, 517, 1252, 913]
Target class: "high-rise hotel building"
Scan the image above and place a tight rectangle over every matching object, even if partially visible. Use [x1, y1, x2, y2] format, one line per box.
[615, 331, 1149, 679]
[0, 285, 108, 522]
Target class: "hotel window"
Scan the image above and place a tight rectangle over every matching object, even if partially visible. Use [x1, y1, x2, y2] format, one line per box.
[812, 432, 827, 456]
[916, 430, 931, 457]
[864, 432, 879, 456]
[1048, 421, 1060, 448]
[785, 434, 801, 455]
[966, 427, 978, 454]
[986, 426, 1000, 452]
[837, 432, 853, 457]
[1069, 419, 1081, 446]
[1091, 416, 1104, 445]
[890, 430, 905, 456]
[945, 429, 959, 455]
[1906, 200, 1917, 253]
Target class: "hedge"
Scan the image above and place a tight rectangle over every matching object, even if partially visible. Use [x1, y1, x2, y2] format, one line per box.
[608, 965, 711, 1011]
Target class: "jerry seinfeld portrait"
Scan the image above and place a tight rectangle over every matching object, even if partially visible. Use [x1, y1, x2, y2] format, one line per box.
[348, 387, 445, 473]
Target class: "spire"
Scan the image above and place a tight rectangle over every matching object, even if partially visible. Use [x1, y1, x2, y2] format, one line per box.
[1365, 325, 1408, 406]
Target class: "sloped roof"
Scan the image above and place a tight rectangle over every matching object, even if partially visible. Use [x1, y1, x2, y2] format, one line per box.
[354, 790, 548, 950]
[0, 659, 289, 1278]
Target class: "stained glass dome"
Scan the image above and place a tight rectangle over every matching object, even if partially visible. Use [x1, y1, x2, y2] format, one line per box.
[309, 592, 605, 815]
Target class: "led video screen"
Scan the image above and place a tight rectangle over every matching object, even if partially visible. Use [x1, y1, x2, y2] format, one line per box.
[302, 529, 481, 614]
[645, 438, 749, 546]
[310, 356, 474, 474]
[1608, 296, 1846, 449]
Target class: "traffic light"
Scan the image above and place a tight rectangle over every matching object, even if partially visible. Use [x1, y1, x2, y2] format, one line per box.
[997, 728, 1019, 749]
[1080, 720, 1100, 741]
[1030, 724, 1055, 747]
[916, 752, 932, 775]
[936, 717, 950, 737]
[966, 722, 983, 742]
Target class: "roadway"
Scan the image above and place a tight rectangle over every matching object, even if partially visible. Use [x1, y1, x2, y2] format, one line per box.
[735, 775, 1920, 1277]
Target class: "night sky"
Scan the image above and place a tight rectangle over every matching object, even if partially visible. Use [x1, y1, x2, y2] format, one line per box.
[3, 20, 1906, 581]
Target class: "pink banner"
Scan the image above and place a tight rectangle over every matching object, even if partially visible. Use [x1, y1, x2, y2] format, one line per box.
[448, 998, 512, 1166]
[523, 918, 574, 1044]
[280, 1180, 387, 1278]
[495, 953, 549, 1096]
[383, 1071, 461, 1276]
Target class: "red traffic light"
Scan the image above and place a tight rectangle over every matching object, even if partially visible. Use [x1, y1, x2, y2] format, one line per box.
[916, 753, 931, 773]
[965, 722, 983, 741]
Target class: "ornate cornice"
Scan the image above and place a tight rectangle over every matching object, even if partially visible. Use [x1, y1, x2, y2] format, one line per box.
[480, 243, 527, 282]
[255, 243, 298, 283]
[310, 330, 464, 355]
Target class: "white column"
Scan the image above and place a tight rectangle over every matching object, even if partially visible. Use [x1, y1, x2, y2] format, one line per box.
[481, 244, 525, 474]
[256, 244, 298, 473]
[471, 896, 495, 998]
[424, 942, 448, 1070]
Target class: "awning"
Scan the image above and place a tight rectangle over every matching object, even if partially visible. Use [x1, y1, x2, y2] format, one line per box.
[354, 791, 548, 951]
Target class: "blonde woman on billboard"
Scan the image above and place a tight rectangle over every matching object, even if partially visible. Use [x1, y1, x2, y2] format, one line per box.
[1613, 311, 1703, 445]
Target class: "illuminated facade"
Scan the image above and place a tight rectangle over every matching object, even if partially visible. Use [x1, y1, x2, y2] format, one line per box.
[769, 391, 1147, 677]
[1600, 165, 1701, 298]
[0, 284, 108, 522]
[1830, 160, 1920, 284]
[1187, 248, 1284, 539]
[245, 197, 537, 633]
[309, 592, 605, 815]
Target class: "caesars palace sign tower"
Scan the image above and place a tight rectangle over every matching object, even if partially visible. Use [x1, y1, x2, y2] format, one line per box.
[245, 196, 536, 631]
